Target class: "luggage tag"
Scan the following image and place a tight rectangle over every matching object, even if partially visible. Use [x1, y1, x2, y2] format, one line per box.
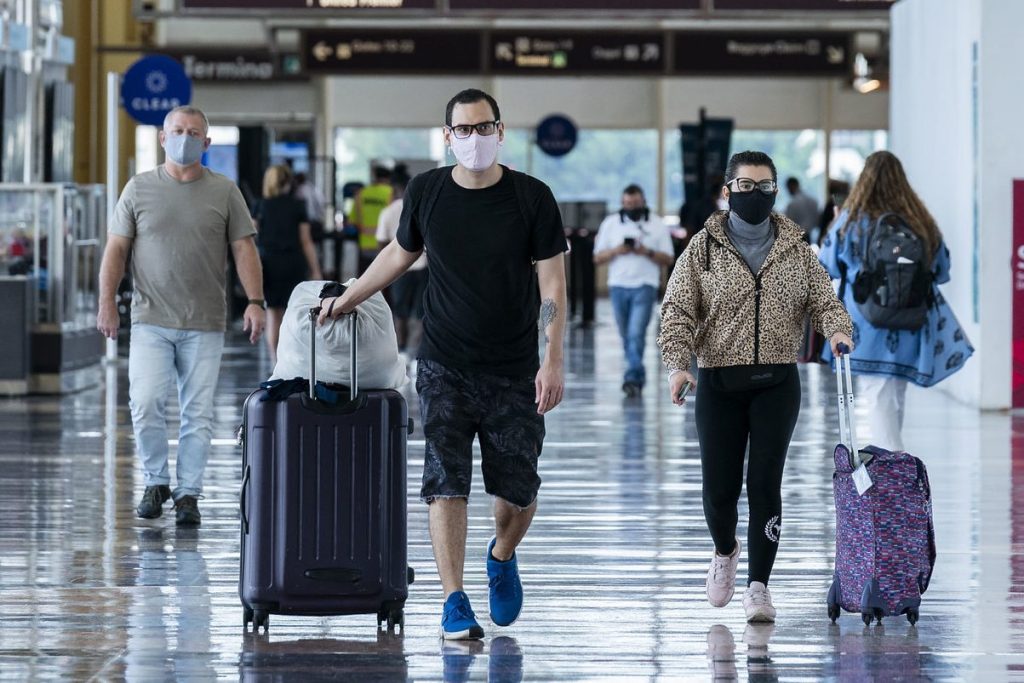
[852, 461, 873, 495]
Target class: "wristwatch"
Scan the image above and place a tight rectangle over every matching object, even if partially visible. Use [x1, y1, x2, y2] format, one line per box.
[248, 299, 266, 310]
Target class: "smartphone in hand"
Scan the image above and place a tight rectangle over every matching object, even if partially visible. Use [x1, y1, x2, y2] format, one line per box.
[623, 237, 636, 249]
[676, 381, 692, 402]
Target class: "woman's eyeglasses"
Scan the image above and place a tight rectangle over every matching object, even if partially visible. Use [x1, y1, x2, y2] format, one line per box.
[727, 178, 777, 193]
[447, 121, 500, 139]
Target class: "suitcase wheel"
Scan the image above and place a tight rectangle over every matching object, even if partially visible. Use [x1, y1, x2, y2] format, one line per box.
[906, 608, 919, 626]
[378, 606, 405, 632]
[243, 606, 254, 628]
[387, 608, 404, 631]
[407, 566, 415, 585]
[252, 609, 270, 633]
[862, 608, 884, 626]
[827, 604, 840, 624]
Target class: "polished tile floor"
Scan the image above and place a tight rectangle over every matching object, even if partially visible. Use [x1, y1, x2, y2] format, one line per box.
[1, 304, 1023, 681]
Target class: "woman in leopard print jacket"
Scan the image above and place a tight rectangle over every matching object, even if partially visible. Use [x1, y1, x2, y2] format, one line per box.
[656, 151, 853, 624]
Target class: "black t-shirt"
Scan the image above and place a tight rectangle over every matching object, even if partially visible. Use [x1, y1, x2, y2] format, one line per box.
[254, 196, 308, 254]
[396, 167, 566, 376]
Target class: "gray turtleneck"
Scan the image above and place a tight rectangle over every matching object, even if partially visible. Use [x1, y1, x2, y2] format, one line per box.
[726, 213, 775, 275]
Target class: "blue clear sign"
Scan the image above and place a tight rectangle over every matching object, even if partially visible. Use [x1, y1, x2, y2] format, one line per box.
[120, 55, 192, 126]
[536, 114, 578, 157]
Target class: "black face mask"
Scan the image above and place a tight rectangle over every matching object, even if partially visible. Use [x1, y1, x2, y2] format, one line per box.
[728, 190, 776, 225]
[623, 207, 646, 222]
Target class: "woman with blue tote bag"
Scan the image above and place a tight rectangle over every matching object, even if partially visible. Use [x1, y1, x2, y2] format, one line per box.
[819, 151, 974, 451]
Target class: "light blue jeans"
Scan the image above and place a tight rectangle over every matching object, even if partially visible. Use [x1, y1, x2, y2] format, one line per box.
[610, 284, 657, 387]
[128, 324, 225, 499]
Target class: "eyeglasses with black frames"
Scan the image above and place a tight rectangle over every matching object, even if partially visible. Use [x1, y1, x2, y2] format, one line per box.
[447, 121, 500, 139]
[726, 178, 778, 193]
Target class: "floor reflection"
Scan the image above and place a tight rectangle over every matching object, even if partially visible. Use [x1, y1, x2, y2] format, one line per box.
[0, 301, 1022, 680]
[239, 631, 408, 682]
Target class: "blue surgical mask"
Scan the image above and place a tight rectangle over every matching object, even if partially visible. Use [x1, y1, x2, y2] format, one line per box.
[164, 133, 205, 166]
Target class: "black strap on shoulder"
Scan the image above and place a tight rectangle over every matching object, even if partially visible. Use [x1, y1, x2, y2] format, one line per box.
[506, 167, 540, 231]
[838, 261, 848, 301]
[416, 166, 451, 236]
[418, 165, 538, 233]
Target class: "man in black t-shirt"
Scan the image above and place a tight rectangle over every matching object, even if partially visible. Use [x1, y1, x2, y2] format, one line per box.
[318, 89, 567, 641]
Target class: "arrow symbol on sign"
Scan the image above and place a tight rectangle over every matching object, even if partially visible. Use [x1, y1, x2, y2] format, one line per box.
[313, 41, 332, 62]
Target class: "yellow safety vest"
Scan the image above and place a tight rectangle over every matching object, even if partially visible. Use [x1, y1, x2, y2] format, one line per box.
[354, 183, 393, 250]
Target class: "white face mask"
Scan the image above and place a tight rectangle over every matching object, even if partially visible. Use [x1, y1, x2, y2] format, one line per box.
[449, 132, 501, 172]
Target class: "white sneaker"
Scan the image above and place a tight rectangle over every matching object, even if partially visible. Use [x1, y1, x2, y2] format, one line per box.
[742, 581, 777, 622]
[706, 539, 741, 607]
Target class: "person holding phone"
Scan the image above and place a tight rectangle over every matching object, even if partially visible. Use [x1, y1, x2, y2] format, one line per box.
[593, 184, 675, 397]
[657, 151, 853, 622]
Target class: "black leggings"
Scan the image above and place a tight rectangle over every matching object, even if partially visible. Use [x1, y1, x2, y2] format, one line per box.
[694, 365, 801, 586]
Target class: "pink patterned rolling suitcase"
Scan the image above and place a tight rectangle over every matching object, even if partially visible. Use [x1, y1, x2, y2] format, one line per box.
[827, 349, 936, 625]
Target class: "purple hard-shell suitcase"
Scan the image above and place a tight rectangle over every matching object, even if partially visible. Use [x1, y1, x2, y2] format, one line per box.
[827, 351, 936, 626]
[239, 307, 414, 633]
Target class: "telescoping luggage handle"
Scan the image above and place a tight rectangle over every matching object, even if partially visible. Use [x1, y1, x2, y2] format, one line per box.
[307, 306, 358, 401]
[835, 344, 860, 469]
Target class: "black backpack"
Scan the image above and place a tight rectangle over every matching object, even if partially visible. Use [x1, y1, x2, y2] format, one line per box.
[848, 213, 933, 331]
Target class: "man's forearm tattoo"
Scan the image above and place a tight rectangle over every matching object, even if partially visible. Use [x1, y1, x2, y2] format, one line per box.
[539, 298, 557, 343]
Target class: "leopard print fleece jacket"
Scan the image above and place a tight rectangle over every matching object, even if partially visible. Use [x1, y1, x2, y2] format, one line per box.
[658, 210, 852, 370]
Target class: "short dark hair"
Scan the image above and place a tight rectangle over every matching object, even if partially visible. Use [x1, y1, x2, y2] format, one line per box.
[622, 184, 644, 198]
[391, 164, 410, 190]
[372, 165, 392, 181]
[445, 89, 501, 127]
[786, 177, 800, 190]
[725, 151, 778, 184]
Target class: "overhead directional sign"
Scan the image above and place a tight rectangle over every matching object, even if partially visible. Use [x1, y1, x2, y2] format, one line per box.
[181, 0, 435, 9]
[304, 30, 483, 73]
[713, 0, 893, 9]
[451, 0, 699, 8]
[162, 49, 304, 81]
[674, 32, 850, 75]
[492, 32, 666, 75]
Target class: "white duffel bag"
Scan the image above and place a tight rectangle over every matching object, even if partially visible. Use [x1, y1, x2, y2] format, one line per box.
[270, 280, 407, 390]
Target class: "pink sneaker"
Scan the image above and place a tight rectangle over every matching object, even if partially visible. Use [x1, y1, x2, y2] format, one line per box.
[706, 539, 741, 607]
[742, 581, 777, 622]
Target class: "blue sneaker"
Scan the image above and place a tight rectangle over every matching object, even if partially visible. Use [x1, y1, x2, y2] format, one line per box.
[440, 590, 484, 640]
[487, 537, 524, 627]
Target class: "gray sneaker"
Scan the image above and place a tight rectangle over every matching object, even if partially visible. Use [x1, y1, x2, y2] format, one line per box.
[136, 485, 171, 519]
[174, 495, 202, 526]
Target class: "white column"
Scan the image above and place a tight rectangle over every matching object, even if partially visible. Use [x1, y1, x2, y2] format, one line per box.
[891, 0, 1024, 410]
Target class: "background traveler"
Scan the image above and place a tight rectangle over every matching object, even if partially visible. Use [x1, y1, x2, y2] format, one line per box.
[783, 177, 820, 243]
[96, 105, 265, 527]
[350, 165, 393, 274]
[253, 164, 322, 361]
[376, 163, 428, 356]
[819, 150, 973, 451]
[658, 150, 853, 623]
[593, 184, 674, 397]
